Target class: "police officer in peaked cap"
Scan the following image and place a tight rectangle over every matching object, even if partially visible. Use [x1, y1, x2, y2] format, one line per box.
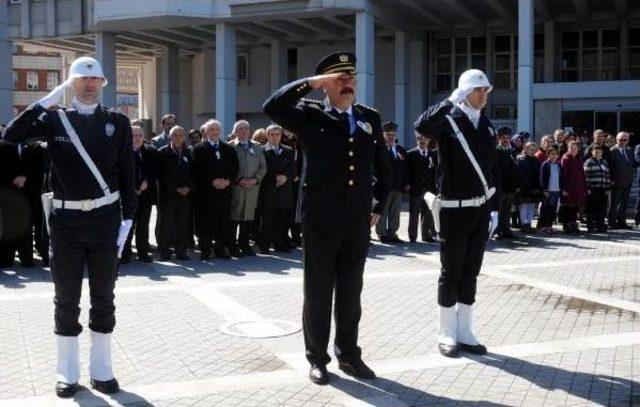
[2, 56, 136, 397]
[414, 69, 500, 359]
[263, 51, 391, 385]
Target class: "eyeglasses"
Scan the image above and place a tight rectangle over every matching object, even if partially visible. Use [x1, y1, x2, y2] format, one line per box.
[620, 139, 629, 142]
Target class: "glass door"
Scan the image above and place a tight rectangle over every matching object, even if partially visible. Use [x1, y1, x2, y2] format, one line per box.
[620, 111, 640, 147]
[594, 111, 619, 135]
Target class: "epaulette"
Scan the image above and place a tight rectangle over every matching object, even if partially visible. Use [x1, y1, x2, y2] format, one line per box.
[106, 106, 123, 115]
[300, 98, 324, 110]
[355, 103, 379, 114]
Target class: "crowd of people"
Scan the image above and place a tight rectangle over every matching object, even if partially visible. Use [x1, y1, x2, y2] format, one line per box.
[0, 113, 638, 269]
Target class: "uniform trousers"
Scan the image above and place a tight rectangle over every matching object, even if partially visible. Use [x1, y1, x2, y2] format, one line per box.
[408, 195, 434, 242]
[302, 217, 370, 365]
[438, 206, 489, 307]
[49, 204, 120, 336]
[159, 195, 191, 256]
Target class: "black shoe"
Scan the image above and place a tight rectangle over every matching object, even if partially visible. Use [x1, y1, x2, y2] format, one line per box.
[228, 246, 243, 257]
[241, 246, 256, 257]
[309, 364, 329, 385]
[215, 247, 231, 259]
[388, 235, 405, 244]
[378, 236, 391, 243]
[458, 342, 487, 355]
[119, 256, 130, 265]
[176, 253, 190, 261]
[621, 223, 633, 230]
[409, 238, 417, 243]
[159, 253, 171, 261]
[55, 381, 78, 398]
[274, 245, 291, 253]
[200, 252, 211, 261]
[138, 253, 152, 263]
[422, 236, 436, 243]
[338, 359, 376, 380]
[20, 259, 35, 268]
[258, 246, 270, 255]
[91, 378, 120, 394]
[438, 343, 459, 358]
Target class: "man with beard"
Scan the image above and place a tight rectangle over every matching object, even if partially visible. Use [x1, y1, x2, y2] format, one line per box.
[415, 69, 499, 359]
[2, 56, 135, 397]
[263, 51, 391, 385]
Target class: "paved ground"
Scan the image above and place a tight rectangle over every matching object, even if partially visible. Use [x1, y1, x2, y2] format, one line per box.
[1, 211, 640, 406]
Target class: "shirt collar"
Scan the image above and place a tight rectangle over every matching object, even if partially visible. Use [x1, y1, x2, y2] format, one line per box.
[324, 98, 353, 116]
[208, 139, 219, 147]
[264, 142, 280, 151]
[458, 101, 481, 125]
[72, 97, 98, 115]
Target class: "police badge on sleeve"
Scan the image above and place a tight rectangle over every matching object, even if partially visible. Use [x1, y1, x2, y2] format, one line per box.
[105, 123, 115, 137]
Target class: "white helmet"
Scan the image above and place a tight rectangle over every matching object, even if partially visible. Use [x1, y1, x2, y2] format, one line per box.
[458, 69, 492, 92]
[68, 57, 108, 87]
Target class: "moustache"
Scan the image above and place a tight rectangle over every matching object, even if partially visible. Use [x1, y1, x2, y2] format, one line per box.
[340, 87, 354, 95]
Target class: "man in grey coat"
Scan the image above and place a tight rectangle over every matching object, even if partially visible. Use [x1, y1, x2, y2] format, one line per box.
[230, 120, 267, 256]
[609, 131, 636, 229]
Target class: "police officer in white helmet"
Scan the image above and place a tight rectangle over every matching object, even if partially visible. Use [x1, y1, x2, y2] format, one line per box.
[2, 56, 136, 397]
[414, 69, 499, 358]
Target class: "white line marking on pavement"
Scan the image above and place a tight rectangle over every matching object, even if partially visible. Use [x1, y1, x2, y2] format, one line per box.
[0, 284, 180, 302]
[2, 331, 640, 407]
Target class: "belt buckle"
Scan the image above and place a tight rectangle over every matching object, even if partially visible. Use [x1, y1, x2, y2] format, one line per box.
[80, 199, 94, 211]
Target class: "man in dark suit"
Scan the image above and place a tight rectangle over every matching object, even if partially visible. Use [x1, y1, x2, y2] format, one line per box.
[583, 129, 611, 163]
[258, 124, 295, 253]
[263, 51, 391, 385]
[191, 119, 239, 260]
[494, 126, 517, 239]
[122, 125, 157, 263]
[157, 126, 194, 260]
[375, 121, 408, 243]
[405, 131, 438, 243]
[609, 131, 636, 229]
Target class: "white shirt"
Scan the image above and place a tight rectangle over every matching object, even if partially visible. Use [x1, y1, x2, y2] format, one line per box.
[72, 97, 98, 115]
[458, 102, 481, 129]
[549, 163, 560, 192]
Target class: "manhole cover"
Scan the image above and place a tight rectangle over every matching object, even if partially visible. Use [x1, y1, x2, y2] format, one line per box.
[219, 319, 301, 338]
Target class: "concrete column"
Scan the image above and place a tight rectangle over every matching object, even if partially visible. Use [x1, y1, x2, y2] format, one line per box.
[270, 39, 287, 93]
[543, 21, 555, 83]
[160, 46, 180, 116]
[95, 32, 117, 107]
[620, 19, 629, 80]
[484, 27, 494, 118]
[356, 10, 374, 106]
[140, 58, 157, 129]
[394, 31, 409, 146]
[61, 51, 75, 105]
[20, 0, 30, 38]
[517, 0, 534, 134]
[408, 37, 426, 135]
[0, 1, 13, 123]
[215, 22, 237, 137]
[46, 0, 56, 37]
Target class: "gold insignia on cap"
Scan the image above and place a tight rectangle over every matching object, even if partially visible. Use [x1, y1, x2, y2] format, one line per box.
[339, 54, 348, 62]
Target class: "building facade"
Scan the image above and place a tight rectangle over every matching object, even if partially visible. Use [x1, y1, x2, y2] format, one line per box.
[1, 0, 639, 145]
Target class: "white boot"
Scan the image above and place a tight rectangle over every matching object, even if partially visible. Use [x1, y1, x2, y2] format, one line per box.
[89, 331, 114, 382]
[456, 303, 480, 345]
[437, 305, 457, 345]
[56, 335, 80, 384]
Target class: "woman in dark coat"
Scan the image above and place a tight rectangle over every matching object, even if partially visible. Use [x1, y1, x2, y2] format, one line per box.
[515, 142, 541, 233]
[560, 141, 588, 234]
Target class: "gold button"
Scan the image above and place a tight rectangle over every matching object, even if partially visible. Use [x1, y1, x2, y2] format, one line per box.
[349, 137, 354, 143]
[349, 165, 355, 171]
[349, 151, 353, 157]
[348, 180, 354, 186]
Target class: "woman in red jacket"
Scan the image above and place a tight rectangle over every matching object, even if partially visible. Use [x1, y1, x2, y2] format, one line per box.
[560, 141, 588, 234]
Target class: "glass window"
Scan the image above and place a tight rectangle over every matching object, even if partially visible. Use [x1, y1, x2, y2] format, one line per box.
[495, 35, 511, 53]
[436, 38, 451, 54]
[471, 36, 485, 53]
[582, 30, 598, 48]
[46, 71, 59, 91]
[561, 29, 620, 81]
[562, 32, 579, 49]
[26, 71, 38, 90]
[493, 34, 515, 89]
[455, 37, 467, 54]
[630, 29, 640, 47]
[602, 30, 619, 48]
[436, 74, 451, 92]
[237, 54, 248, 82]
[434, 36, 485, 92]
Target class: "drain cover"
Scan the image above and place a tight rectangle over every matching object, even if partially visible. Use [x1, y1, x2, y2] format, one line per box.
[219, 319, 301, 338]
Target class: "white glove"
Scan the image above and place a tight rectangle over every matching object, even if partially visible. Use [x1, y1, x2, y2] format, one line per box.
[448, 86, 474, 104]
[488, 211, 498, 237]
[116, 219, 133, 258]
[38, 79, 71, 108]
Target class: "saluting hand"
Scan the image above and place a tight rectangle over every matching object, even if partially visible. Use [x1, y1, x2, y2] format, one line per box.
[308, 73, 349, 90]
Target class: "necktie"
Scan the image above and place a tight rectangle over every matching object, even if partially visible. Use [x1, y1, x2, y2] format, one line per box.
[339, 112, 355, 135]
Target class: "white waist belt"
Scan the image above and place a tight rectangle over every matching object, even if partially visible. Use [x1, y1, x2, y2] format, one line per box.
[52, 191, 120, 211]
[440, 187, 495, 208]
